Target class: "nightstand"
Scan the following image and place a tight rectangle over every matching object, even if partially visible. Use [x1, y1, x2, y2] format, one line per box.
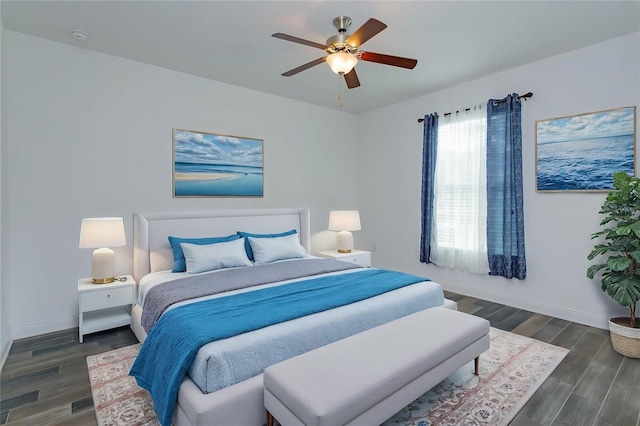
[78, 275, 136, 343]
[316, 249, 371, 268]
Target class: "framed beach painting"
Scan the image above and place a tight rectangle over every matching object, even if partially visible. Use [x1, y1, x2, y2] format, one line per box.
[536, 106, 636, 192]
[173, 129, 264, 197]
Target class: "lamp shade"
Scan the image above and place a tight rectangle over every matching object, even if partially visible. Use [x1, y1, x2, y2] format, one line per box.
[79, 217, 126, 248]
[328, 210, 361, 232]
[326, 52, 358, 75]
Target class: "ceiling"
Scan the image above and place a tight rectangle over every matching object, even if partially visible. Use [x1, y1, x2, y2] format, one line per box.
[2, 1, 639, 114]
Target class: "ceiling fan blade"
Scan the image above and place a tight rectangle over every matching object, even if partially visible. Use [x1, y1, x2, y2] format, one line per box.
[345, 18, 387, 47]
[360, 51, 418, 69]
[281, 57, 326, 77]
[344, 68, 360, 89]
[272, 33, 327, 50]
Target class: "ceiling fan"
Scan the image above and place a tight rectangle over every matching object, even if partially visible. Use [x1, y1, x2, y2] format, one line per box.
[272, 16, 418, 89]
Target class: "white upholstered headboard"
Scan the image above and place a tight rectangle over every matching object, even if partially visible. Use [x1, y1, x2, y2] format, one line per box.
[133, 208, 311, 282]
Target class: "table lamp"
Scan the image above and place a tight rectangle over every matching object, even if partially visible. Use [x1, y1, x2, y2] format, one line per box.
[79, 217, 126, 283]
[328, 210, 361, 253]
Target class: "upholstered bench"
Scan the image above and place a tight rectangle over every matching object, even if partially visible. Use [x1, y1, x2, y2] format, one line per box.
[263, 307, 490, 426]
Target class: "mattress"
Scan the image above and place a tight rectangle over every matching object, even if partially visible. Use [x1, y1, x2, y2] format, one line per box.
[136, 260, 443, 394]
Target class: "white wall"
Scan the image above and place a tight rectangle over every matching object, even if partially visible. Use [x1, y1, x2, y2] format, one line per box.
[4, 31, 358, 338]
[0, 4, 11, 366]
[357, 32, 640, 329]
[5, 28, 639, 339]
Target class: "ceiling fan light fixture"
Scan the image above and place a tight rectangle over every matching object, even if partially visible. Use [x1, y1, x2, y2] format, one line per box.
[273, 16, 416, 89]
[326, 52, 358, 75]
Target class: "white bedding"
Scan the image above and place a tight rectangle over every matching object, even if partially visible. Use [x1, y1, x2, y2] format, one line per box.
[134, 260, 444, 394]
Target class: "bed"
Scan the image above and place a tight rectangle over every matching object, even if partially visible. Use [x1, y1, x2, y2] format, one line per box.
[130, 208, 454, 426]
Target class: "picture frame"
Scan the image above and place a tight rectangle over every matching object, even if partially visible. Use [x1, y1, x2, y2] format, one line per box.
[173, 128, 264, 197]
[535, 106, 636, 192]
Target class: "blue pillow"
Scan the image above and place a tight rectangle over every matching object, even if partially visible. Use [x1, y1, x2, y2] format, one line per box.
[236, 229, 297, 261]
[168, 234, 240, 272]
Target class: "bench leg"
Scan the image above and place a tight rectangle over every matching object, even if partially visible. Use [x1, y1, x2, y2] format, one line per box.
[267, 410, 274, 426]
[474, 356, 480, 376]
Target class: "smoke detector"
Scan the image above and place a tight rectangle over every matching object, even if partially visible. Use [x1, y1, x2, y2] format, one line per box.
[71, 31, 88, 41]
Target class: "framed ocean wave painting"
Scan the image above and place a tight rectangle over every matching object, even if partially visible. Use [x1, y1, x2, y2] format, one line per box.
[173, 129, 264, 197]
[536, 106, 636, 192]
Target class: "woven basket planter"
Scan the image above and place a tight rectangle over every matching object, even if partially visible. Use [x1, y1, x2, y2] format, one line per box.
[609, 318, 640, 358]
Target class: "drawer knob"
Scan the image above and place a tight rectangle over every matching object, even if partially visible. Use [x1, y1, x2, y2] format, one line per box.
[107, 294, 110, 298]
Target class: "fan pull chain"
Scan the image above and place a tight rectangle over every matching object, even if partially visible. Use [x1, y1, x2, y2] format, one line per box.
[337, 92, 343, 108]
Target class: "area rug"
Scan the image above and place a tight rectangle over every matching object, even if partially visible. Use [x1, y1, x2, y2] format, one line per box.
[383, 327, 569, 425]
[86, 343, 158, 426]
[87, 328, 568, 426]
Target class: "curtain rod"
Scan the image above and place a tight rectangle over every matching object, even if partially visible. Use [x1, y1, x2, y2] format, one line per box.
[417, 92, 533, 123]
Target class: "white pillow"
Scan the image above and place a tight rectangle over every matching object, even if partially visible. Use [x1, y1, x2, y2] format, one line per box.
[248, 233, 307, 264]
[180, 238, 252, 274]
[150, 248, 175, 272]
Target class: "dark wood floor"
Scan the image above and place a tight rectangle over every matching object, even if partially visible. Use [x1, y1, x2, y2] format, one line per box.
[0, 326, 138, 425]
[1, 293, 638, 425]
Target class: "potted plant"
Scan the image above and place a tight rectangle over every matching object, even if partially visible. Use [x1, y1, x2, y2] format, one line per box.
[587, 171, 640, 358]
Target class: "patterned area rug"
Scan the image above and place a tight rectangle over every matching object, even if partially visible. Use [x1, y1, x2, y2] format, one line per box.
[383, 328, 569, 425]
[87, 344, 158, 426]
[87, 328, 568, 426]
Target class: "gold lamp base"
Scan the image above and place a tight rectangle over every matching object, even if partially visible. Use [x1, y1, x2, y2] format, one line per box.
[337, 249, 352, 253]
[92, 277, 115, 284]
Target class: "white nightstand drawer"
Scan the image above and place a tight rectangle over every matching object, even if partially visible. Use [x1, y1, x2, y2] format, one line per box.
[81, 286, 133, 312]
[342, 253, 370, 267]
[316, 249, 371, 268]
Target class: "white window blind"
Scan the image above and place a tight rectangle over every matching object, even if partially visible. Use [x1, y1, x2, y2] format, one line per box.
[430, 105, 489, 274]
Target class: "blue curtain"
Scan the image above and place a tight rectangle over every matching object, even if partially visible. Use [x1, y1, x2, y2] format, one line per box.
[420, 113, 438, 263]
[486, 94, 526, 279]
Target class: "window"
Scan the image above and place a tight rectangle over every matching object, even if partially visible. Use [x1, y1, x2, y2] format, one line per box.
[421, 95, 526, 279]
[429, 106, 489, 274]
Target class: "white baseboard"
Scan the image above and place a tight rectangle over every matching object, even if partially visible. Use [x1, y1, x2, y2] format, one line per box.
[0, 336, 12, 371]
[440, 280, 610, 330]
[11, 315, 77, 340]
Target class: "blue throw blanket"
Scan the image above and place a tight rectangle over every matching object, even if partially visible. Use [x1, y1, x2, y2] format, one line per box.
[141, 259, 359, 332]
[130, 268, 429, 426]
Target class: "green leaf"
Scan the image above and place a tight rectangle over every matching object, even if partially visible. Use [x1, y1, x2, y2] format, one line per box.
[629, 220, 640, 239]
[631, 251, 640, 263]
[608, 229, 624, 240]
[613, 171, 632, 189]
[587, 264, 607, 279]
[601, 273, 620, 292]
[607, 256, 632, 271]
[591, 229, 612, 239]
[588, 245, 610, 260]
[605, 276, 640, 307]
[617, 225, 632, 236]
[600, 217, 615, 225]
